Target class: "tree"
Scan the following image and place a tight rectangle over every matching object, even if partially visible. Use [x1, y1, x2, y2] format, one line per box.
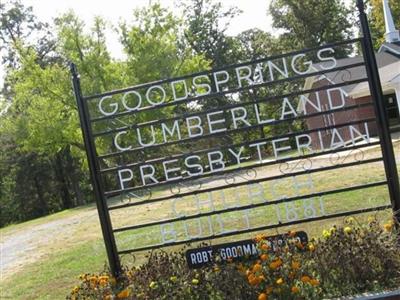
[269, 0, 354, 56]
[236, 29, 276, 59]
[0, 7, 115, 223]
[119, 3, 209, 83]
[0, 0, 58, 99]
[115, 3, 210, 165]
[369, 0, 400, 49]
[0, 3, 212, 225]
[181, 0, 241, 68]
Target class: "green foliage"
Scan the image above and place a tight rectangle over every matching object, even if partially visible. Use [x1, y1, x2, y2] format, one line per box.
[369, 0, 400, 49]
[182, 0, 241, 68]
[66, 217, 400, 299]
[0, 1, 210, 226]
[269, 0, 354, 57]
[0, 0, 391, 227]
[311, 217, 400, 298]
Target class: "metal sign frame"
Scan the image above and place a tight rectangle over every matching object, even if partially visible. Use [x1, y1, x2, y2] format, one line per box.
[70, 0, 400, 278]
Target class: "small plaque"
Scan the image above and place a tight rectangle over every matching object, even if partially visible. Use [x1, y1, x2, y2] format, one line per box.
[185, 231, 308, 268]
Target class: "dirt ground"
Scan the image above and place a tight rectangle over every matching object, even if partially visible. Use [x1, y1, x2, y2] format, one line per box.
[0, 208, 98, 280]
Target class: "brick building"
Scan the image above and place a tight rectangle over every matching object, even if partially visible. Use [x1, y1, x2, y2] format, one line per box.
[301, 0, 400, 149]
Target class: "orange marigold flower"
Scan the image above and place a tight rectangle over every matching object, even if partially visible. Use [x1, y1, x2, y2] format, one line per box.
[291, 286, 300, 294]
[291, 261, 300, 270]
[258, 292, 268, 300]
[261, 243, 270, 251]
[384, 223, 393, 232]
[276, 278, 284, 285]
[248, 273, 256, 283]
[255, 234, 267, 242]
[89, 276, 98, 288]
[301, 275, 311, 283]
[99, 279, 108, 287]
[269, 258, 282, 270]
[260, 254, 269, 261]
[310, 279, 320, 286]
[117, 288, 131, 299]
[248, 274, 261, 286]
[253, 263, 263, 273]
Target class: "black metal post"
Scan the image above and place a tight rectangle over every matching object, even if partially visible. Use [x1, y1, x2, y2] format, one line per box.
[70, 63, 122, 277]
[357, 0, 400, 220]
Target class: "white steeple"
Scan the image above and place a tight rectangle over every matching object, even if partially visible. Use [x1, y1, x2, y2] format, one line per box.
[382, 0, 400, 43]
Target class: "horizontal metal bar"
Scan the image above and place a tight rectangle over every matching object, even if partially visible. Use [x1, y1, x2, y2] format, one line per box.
[112, 180, 387, 233]
[98, 101, 373, 166]
[107, 141, 381, 208]
[103, 118, 378, 195]
[117, 204, 391, 255]
[100, 101, 373, 173]
[97, 109, 374, 162]
[107, 156, 383, 209]
[85, 38, 362, 102]
[90, 61, 365, 122]
[93, 77, 368, 138]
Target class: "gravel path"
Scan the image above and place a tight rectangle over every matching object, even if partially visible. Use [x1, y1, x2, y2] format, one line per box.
[0, 209, 97, 280]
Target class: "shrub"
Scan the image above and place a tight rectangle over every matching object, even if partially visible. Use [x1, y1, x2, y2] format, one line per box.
[309, 216, 400, 298]
[67, 216, 400, 300]
[243, 232, 322, 300]
[124, 249, 256, 299]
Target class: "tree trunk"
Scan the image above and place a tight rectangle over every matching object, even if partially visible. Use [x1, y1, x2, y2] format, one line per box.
[55, 152, 73, 209]
[33, 175, 48, 216]
[65, 145, 85, 205]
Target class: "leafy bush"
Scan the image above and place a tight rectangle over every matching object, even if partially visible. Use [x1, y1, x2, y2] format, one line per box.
[310, 217, 400, 298]
[243, 233, 322, 300]
[67, 216, 400, 300]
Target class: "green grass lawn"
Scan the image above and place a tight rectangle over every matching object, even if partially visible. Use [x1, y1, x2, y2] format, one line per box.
[0, 142, 399, 299]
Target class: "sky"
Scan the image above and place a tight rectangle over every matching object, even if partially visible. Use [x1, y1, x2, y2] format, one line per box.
[0, 0, 273, 88]
[0, 0, 355, 89]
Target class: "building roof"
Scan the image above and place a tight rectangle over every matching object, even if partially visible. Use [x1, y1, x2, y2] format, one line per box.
[304, 43, 400, 97]
[379, 42, 400, 56]
[349, 60, 400, 97]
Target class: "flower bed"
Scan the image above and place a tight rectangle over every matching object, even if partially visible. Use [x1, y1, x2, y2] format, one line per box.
[67, 216, 400, 300]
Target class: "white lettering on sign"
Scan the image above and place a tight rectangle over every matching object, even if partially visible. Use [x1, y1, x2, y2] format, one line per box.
[91, 46, 372, 252]
[156, 174, 326, 245]
[96, 47, 338, 115]
[114, 123, 372, 190]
